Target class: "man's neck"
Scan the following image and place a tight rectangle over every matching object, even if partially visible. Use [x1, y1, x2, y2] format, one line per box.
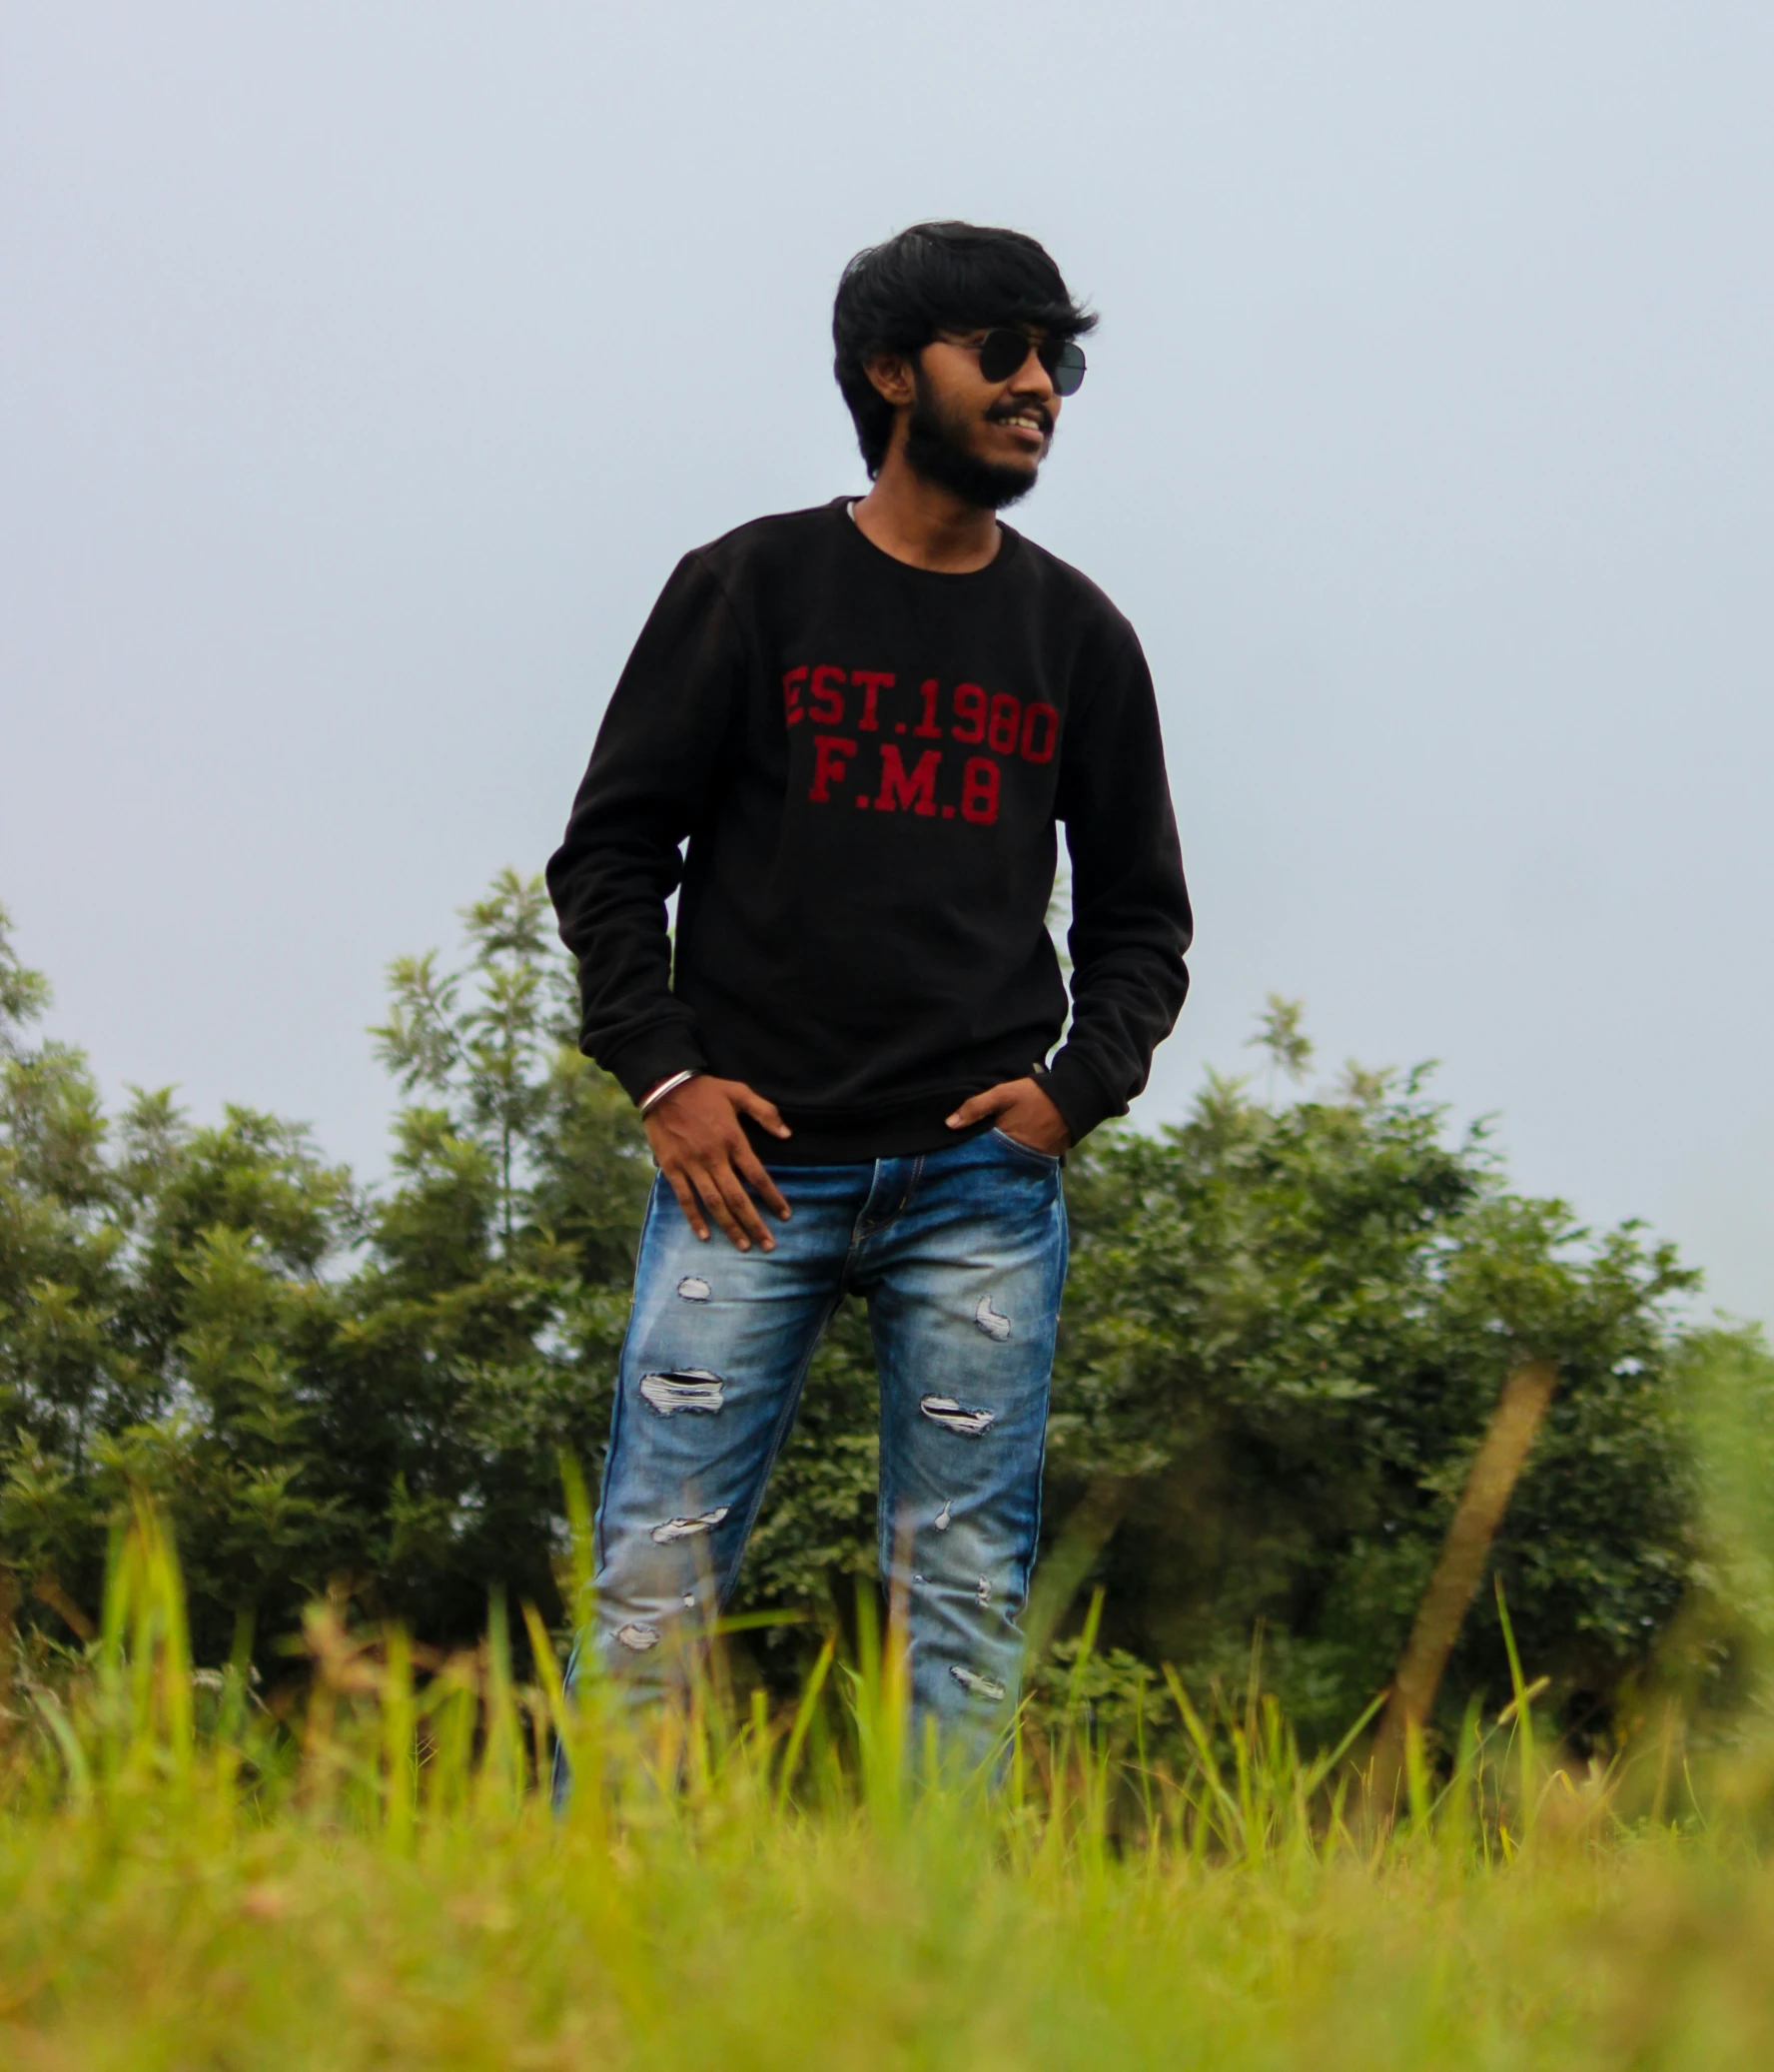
[850, 451, 1002, 573]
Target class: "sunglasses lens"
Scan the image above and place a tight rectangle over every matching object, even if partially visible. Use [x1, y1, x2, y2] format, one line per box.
[973, 330, 1087, 394]
[976, 329, 1029, 383]
[1049, 342, 1087, 397]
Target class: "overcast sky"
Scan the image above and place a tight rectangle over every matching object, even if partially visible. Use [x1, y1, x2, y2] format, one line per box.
[3, 2, 1770, 1324]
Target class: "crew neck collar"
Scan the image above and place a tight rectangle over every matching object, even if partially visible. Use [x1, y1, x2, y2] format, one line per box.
[836, 496, 1020, 581]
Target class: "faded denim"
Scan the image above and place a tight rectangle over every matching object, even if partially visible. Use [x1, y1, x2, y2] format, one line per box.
[575, 1127, 1068, 1758]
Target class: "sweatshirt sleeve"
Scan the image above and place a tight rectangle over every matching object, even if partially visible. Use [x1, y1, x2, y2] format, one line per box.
[545, 552, 745, 1104]
[1043, 622, 1193, 1143]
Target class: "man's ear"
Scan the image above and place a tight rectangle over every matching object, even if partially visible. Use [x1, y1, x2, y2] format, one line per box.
[863, 348, 917, 409]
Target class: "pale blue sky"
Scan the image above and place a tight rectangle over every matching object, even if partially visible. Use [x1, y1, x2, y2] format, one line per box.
[3, 3, 1770, 1321]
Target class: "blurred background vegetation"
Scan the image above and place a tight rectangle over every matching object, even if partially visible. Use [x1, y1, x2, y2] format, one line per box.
[3, 874, 1767, 1749]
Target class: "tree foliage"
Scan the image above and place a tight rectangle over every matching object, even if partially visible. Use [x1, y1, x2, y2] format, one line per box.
[0, 881, 648, 1666]
[0, 882, 1721, 1739]
[1049, 1070, 1699, 1741]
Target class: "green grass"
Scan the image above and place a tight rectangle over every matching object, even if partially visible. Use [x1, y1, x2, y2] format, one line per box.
[4, 1499, 1774, 2070]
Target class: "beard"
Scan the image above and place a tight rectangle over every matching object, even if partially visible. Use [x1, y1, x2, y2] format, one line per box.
[902, 371, 1046, 511]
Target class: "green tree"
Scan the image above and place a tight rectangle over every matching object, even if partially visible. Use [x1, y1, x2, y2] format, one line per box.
[1044, 1044, 1698, 1744]
[1247, 992, 1315, 1104]
[312, 870, 649, 1640]
[0, 879, 649, 1664]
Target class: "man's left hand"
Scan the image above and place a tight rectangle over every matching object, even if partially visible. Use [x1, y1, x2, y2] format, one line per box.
[945, 1076, 1072, 1155]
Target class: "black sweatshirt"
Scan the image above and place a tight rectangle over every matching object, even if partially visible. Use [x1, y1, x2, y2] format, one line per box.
[546, 499, 1192, 1162]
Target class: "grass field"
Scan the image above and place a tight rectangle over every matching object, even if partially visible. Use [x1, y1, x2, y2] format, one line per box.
[4, 1499, 1773, 2070]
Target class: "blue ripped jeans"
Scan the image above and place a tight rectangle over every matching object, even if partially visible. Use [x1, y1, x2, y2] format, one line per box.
[580, 1128, 1068, 1758]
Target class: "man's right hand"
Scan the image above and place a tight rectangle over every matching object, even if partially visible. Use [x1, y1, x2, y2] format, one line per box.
[643, 1075, 793, 1252]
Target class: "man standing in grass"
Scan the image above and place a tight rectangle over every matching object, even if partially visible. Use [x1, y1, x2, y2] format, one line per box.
[547, 221, 1191, 1756]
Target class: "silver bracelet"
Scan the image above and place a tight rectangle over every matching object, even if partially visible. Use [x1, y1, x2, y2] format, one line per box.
[639, 1069, 699, 1117]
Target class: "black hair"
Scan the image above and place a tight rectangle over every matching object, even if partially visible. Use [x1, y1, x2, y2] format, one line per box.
[832, 221, 1097, 476]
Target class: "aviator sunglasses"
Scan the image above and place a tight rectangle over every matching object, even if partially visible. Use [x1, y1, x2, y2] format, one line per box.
[963, 327, 1089, 396]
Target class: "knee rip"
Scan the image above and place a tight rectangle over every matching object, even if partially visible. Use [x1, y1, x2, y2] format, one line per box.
[950, 1664, 1006, 1702]
[640, 1369, 725, 1416]
[974, 1295, 1012, 1341]
[920, 1396, 995, 1437]
[650, 1506, 729, 1545]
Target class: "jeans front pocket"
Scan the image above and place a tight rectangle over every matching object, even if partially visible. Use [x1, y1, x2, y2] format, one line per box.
[988, 1126, 1064, 1169]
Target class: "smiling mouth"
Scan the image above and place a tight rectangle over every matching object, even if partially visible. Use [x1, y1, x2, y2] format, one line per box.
[990, 409, 1050, 442]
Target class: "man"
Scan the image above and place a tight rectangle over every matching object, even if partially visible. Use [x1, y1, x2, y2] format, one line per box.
[547, 220, 1191, 1756]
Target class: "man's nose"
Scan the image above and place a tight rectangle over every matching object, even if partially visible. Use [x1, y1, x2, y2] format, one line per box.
[1007, 347, 1056, 403]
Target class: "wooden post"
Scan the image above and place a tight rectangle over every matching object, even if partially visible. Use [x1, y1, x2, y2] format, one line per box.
[1370, 1359, 1557, 1808]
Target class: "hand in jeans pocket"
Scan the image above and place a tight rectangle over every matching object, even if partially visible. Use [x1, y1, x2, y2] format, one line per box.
[944, 1075, 1072, 1157]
